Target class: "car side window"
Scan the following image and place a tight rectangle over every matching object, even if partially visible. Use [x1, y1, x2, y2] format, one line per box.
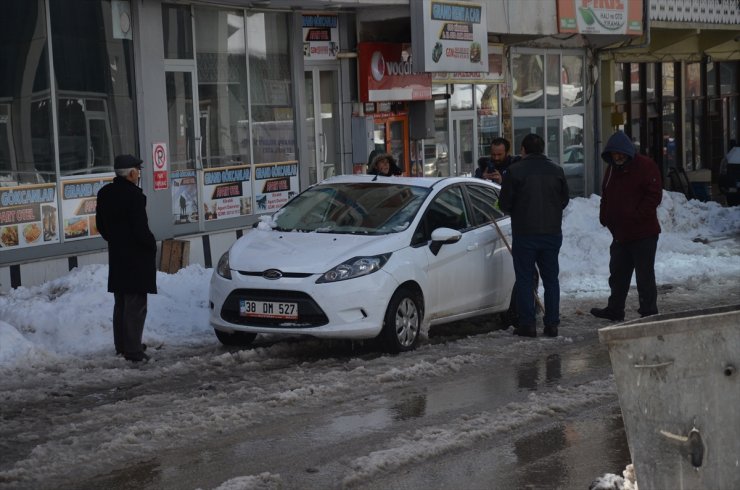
[467, 184, 505, 224]
[413, 186, 470, 243]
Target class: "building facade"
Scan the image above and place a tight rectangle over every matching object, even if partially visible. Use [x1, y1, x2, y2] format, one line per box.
[1, 0, 737, 291]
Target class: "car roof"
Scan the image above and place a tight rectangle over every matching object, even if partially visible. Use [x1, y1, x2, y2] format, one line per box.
[319, 174, 500, 190]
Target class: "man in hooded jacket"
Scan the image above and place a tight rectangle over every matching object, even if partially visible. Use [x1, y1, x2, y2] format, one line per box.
[591, 131, 662, 322]
[96, 154, 157, 362]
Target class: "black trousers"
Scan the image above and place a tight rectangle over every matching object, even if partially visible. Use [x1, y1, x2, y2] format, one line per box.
[113, 292, 148, 357]
[606, 235, 659, 315]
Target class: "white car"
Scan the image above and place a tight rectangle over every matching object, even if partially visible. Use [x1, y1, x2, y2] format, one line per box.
[209, 175, 515, 352]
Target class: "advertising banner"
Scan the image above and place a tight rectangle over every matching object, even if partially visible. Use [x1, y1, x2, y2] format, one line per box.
[0, 183, 59, 250]
[171, 170, 199, 224]
[557, 0, 643, 35]
[358, 42, 432, 103]
[411, 1, 488, 73]
[60, 176, 113, 242]
[432, 43, 504, 84]
[303, 13, 339, 60]
[202, 165, 253, 221]
[253, 162, 299, 213]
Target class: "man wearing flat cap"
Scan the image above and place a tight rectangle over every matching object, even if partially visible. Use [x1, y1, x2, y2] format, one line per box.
[96, 154, 157, 362]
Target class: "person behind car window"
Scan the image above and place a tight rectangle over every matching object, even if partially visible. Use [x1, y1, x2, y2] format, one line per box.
[499, 133, 570, 338]
[475, 137, 516, 184]
[369, 152, 403, 177]
[591, 130, 662, 322]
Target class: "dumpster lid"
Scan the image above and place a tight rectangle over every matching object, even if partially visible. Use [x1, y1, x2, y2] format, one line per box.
[598, 304, 740, 344]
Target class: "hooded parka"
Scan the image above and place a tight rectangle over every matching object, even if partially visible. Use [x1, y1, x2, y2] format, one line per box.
[599, 131, 662, 242]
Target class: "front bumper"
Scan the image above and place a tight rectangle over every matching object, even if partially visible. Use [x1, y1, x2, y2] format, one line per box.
[209, 269, 398, 339]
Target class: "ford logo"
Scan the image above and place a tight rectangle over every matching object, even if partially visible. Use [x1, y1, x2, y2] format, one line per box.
[263, 269, 283, 280]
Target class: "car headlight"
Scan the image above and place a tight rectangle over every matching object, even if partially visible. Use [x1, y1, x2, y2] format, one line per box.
[216, 251, 232, 279]
[316, 254, 391, 283]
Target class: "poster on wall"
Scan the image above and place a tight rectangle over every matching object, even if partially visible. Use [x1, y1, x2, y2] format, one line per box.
[557, 0, 643, 35]
[302, 13, 339, 60]
[60, 176, 113, 242]
[432, 43, 504, 84]
[410, 0, 488, 73]
[253, 162, 299, 214]
[203, 165, 253, 221]
[171, 170, 199, 224]
[0, 183, 59, 250]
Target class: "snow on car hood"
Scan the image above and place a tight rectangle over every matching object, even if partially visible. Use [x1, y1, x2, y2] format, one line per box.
[227, 228, 409, 273]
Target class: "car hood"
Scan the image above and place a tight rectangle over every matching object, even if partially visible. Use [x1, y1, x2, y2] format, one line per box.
[228, 229, 410, 273]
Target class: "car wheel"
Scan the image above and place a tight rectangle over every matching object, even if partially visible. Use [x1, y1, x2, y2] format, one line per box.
[380, 287, 422, 353]
[214, 328, 257, 346]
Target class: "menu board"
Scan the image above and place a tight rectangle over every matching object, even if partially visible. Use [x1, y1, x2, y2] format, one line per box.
[0, 183, 59, 250]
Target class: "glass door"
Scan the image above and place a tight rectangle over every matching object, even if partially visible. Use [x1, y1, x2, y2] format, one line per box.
[451, 116, 475, 176]
[304, 68, 341, 185]
[165, 67, 202, 228]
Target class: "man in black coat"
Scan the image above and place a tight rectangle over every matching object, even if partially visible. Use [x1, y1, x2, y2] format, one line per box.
[499, 134, 570, 338]
[96, 154, 157, 362]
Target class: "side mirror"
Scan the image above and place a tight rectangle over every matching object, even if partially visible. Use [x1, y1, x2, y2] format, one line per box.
[429, 227, 462, 256]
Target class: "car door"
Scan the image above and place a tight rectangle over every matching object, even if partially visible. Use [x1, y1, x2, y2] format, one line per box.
[416, 185, 484, 319]
[464, 183, 514, 310]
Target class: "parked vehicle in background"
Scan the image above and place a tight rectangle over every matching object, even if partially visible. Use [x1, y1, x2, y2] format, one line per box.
[563, 144, 585, 197]
[209, 175, 515, 352]
[719, 146, 740, 206]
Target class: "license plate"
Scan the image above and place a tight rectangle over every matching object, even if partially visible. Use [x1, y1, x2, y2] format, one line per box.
[240, 299, 298, 320]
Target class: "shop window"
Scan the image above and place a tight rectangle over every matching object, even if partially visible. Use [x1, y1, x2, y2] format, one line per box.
[0, 1, 53, 184]
[662, 62, 675, 97]
[720, 61, 737, 96]
[451, 84, 473, 111]
[513, 117, 544, 153]
[707, 62, 717, 98]
[50, 0, 137, 175]
[476, 84, 500, 157]
[614, 63, 625, 104]
[248, 12, 296, 164]
[646, 63, 656, 102]
[629, 63, 640, 102]
[562, 55, 584, 108]
[162, 4, 194, 60]
[512, 53, 544, 110]
[194, 6, 250, 168]
[546, 54, 561, 109]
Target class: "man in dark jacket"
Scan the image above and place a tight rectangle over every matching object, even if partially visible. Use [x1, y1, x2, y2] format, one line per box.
[96, 154, 157, 362]
[475, 137, 515, 184]
[591, 131, 662, 321]
[499, 134, 570, 337]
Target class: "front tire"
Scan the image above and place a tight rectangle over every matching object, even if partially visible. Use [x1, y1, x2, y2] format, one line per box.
[214, 328, 257, 346]
[380, 287, 422, 353]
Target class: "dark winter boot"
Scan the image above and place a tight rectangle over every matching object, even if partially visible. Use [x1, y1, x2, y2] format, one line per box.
[590, 307, 625, 322]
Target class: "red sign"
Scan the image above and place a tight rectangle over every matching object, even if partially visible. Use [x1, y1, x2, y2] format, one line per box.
[152, 142, 169, 191]
[358, 42, 432, 103]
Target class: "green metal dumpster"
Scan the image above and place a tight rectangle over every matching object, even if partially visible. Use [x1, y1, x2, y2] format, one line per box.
[598, 304, 740, 490]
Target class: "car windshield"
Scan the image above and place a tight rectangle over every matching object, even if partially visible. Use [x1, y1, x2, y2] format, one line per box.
[272, 182, 430, 234]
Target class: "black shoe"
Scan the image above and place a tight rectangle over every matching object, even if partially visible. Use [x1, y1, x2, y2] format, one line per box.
[590, 307, 624, 322]
[513, 326, 537, 338]
[543, 325, 559, 337]
[637, 309, 658, 318]
[125, 352, 150, 363]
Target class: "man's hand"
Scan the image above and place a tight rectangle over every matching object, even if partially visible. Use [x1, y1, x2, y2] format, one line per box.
[483, 169, 502, 184]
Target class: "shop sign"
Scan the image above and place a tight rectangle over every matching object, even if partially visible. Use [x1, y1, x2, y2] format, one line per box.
[60, 176, 113, 242]
[358, 42, 432, 102]
[557, 0, 643, 35]
[152, 142, 168, 191]
[203, 165, 253, 221]
[432, 43, 504, 84]
[0, 183, 59, 250]
[303, 13, 339, 60]
[253, 162, 299, 213]
[171, 170, 199, 225]
[410, 1, 488, 73]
